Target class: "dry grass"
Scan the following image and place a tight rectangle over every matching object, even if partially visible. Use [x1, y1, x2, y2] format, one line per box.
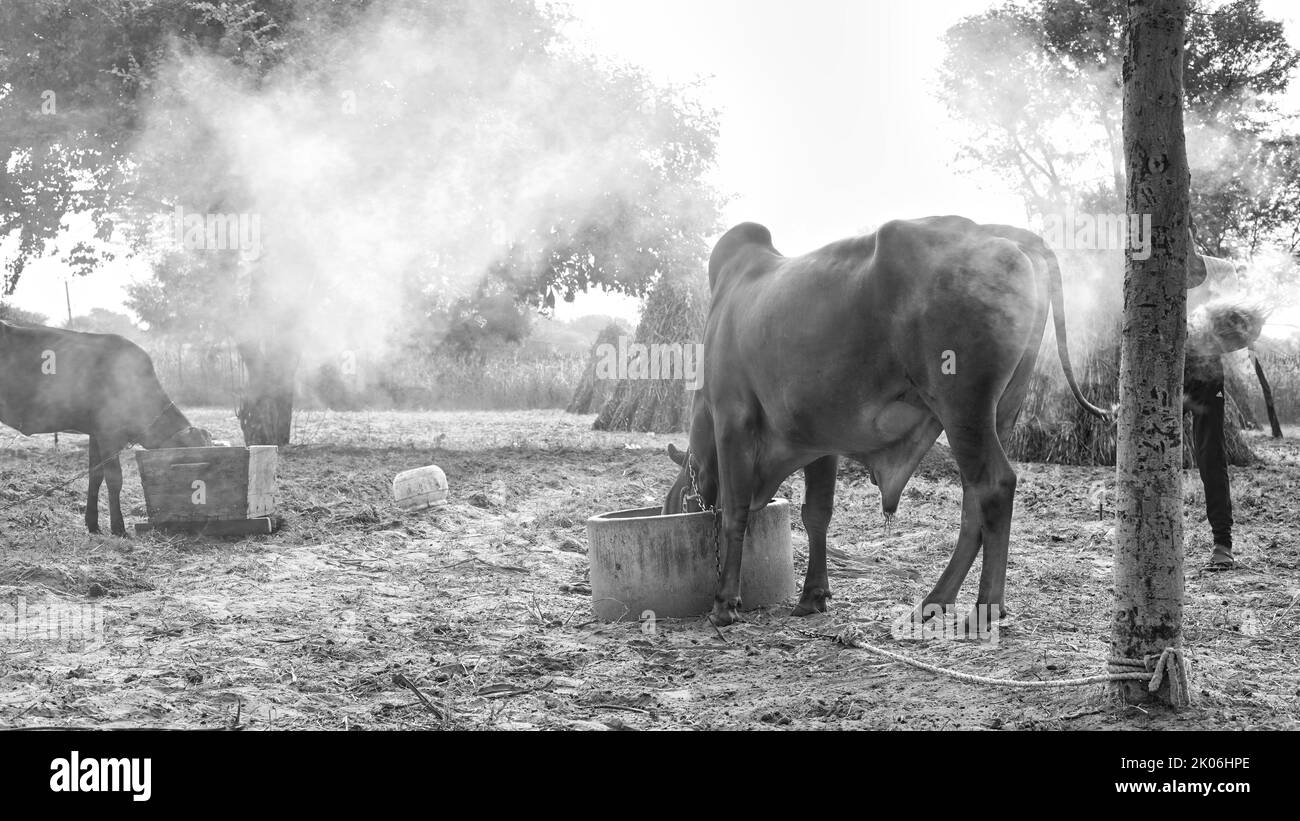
[1, 411, 1296, 730]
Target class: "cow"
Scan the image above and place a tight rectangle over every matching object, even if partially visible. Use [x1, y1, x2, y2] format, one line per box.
[663, 216, 1108, 627]
[1, 321, 212, 536]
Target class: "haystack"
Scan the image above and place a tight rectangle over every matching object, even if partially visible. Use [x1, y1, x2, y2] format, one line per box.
[1008, 301, 1265, 467]
[566, 322, 625, 414]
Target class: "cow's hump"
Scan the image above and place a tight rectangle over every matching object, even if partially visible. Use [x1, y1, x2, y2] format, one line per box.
[709, 222, 777, 291]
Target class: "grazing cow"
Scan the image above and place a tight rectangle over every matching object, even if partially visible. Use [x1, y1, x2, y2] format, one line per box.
[663, 216, 1107, 626]
[0, 321, 212, 536]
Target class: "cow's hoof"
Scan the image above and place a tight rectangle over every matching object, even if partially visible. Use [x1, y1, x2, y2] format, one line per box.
[86, 525, 100, 535]
[956, 603, 1009, 640]
[970, 602, 1009, 622]
[791, 588, 831, 617]
[908, 601, 955, 625]
[710, 597, 741, 627]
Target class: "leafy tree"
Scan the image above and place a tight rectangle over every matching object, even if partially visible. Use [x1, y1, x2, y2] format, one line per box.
[940, 0, 1298, 464]
[66, 307, 144, 340]
[3, 0, 723, 444]
[0, 303, 50, 326]
[941, 0, 1300, 248]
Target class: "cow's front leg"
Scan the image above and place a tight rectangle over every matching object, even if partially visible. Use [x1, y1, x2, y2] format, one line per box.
[102, 444, 127, 537]
[711, 505, 750, 626]
[85, 437, 104, 534]
[710, 430, 758, 627]
[792, 455, 837, 616]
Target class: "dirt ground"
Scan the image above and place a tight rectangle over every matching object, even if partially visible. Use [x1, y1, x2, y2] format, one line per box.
[1, 409, 1296, 730]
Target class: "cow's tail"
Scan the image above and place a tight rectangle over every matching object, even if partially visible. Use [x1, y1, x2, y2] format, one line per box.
[1045, 247, 1111, 420]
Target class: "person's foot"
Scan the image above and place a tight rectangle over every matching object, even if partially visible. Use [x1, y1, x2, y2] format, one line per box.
[1206, 541, 1236, 571]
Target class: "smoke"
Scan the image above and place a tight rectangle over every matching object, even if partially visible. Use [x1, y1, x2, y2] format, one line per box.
[131, 0, 690, 374]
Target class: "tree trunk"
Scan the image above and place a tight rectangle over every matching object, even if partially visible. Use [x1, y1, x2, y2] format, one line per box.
[237, 337, 298, 446]
[1252, 349, 1283, 438]
[1112, 0, 1190, 706]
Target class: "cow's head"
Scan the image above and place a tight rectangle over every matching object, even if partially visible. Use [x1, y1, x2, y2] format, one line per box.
[662, 442, 718, 514]
[158, 426, 213, 449]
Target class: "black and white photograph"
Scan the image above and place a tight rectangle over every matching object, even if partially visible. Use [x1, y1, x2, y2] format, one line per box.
[0, 0, 1295, 777]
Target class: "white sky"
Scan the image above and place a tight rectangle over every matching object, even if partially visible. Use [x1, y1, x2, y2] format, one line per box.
[7, 0, 1300, 326]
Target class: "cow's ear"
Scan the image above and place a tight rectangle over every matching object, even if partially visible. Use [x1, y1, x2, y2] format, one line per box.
[667, 443, 687, 466]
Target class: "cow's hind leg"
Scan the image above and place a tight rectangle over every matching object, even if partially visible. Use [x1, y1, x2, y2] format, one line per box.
[792, 455, 838, 616]
[916, 409, 1016, 634]
[950, 415, 1016, 630]
[85, 437, 104, 534]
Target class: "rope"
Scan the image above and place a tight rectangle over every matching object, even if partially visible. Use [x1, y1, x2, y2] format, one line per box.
[830, 625, 1192, 707]
[5, 444, 134, 507]
[2, 402, 181, 507]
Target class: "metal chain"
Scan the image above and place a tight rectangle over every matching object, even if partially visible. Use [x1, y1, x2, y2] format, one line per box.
[684, 448, 723, 583]
[711, 508, 722, 583]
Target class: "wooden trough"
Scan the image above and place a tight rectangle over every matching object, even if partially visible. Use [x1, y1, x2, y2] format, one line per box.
[586, 499, 795, 621]
[133, 445, 279, 536]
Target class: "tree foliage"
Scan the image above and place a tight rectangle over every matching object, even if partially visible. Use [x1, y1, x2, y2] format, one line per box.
[2, 0, 724, 441]
[940, 0, 1300, 257]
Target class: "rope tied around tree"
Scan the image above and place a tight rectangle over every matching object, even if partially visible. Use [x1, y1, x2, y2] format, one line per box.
[830, 625, 1191, 707]
[1107, 648, 1191, 707]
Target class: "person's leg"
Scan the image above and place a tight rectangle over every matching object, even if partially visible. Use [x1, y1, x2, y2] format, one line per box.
[1188, 360, 1234, 567]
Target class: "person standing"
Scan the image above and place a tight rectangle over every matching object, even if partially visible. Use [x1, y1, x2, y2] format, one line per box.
[1185, 249, 1257, 570]
[1183, 332, 1234, 569]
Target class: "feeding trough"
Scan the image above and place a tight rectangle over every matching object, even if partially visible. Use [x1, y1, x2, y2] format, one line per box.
[586, 498, 795, 621]
[134, 445, 279, 536]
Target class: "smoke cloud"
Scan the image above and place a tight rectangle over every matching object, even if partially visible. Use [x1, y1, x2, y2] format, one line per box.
[131, 1, 699, 373]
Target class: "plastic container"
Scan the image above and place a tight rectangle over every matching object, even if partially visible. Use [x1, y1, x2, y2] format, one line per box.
[393, 465, 449, 511]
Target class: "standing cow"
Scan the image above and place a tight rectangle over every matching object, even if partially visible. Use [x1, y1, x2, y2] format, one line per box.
[664, 216, 1107, 627]
[1, 321, 212, 536]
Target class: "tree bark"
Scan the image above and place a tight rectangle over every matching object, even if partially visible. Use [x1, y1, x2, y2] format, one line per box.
[236, 332, 299, 446]
[1112, 0, 1189, 706]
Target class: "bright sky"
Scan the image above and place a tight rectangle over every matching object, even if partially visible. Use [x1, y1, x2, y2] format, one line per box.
[554, 0, 1028, 320]
[7, 0, 1300, 326]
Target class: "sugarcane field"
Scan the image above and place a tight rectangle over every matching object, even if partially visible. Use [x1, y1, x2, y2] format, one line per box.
[2, 0, 1299, 793]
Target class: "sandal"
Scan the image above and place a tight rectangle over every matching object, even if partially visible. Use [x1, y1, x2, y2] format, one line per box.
[1205, 543, 1236, 571]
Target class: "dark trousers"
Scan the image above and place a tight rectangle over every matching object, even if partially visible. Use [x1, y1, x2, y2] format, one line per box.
[1185, 356, 1233, 548]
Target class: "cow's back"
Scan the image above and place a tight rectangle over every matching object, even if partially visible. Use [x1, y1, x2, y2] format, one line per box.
[699, 217, 1045, 447]
[0, 322, 159, 436]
